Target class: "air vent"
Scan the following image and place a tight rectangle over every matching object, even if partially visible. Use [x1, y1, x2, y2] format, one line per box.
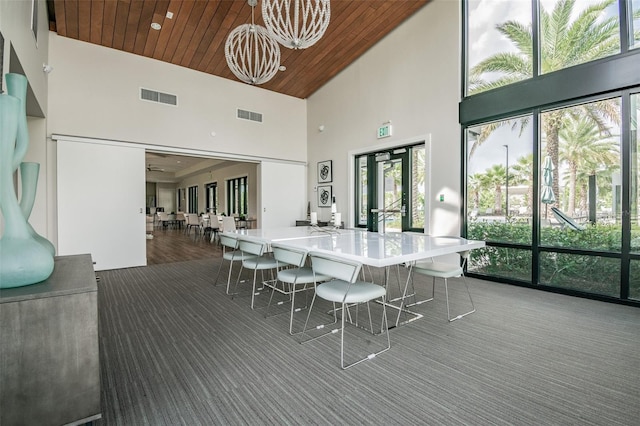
[237, 108, 263, 123]
[140, 88, 177, 106]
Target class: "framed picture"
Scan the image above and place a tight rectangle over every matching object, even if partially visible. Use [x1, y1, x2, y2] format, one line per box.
[317, 185, 332, 208]
[317, 160, 332, 183]
[0, 31, 4, 93]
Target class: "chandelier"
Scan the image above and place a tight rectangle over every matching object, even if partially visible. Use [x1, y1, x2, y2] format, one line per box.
[225, 0, 281, 85]
[262, 0, 331, 50]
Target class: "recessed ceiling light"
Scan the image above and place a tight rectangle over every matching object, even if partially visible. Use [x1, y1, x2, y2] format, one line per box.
[279, 65, 286, 71]
[166, 11, 174, 19]
[151, 22, 161, 30]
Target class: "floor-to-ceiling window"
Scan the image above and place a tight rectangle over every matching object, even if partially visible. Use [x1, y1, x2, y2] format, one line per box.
[226, 176, 248, 216]
[205, 182, 217, 214]
[462, 0, 640, 305]
[188, 185, 198, 214]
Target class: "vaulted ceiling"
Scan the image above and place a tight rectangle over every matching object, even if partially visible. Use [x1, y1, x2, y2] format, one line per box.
[46, 0, 431, 99]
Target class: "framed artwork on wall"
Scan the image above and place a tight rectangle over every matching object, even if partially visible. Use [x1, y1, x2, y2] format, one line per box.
[317, 185, 332, 208]
[317, 160, 332, 183]
[0, 31, 4, 93]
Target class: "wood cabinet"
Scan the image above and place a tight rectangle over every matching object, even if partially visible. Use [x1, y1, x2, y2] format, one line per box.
[0, 254, 101, 425]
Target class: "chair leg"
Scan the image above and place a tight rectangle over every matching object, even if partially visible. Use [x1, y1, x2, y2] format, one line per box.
[230, 263, 243, 296]
[444, 275, 475, 322]
[341, 297, 391, 370]
[301, 294, 339, 344]
[214, 257, 224, 287]
[251, 269, 258, 309]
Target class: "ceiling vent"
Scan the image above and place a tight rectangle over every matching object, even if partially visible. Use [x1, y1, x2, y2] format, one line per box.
[237, 108, 263, 123]
[140, 88, 177, 106]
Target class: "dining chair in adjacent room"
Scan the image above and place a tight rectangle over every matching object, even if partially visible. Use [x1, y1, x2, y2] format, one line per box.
[303, 252, 391, 369]
[267, 244, 331, 335]
[411, 249, 475, 322]
[233, 236, 278, 310]
[186, 213, 200, 236]
[209, 215, 221, 244]
[157, 211, 170, 228]
[199, 214, 211, 240]
[221, 216, 236, 233]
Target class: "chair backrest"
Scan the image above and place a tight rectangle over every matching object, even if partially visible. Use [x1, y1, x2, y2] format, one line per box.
[219, 234, 238, 249]
[222, 216, 236, 232]
[309, 252, 362, 283]
[209, 215, 220, 229]
[158, 212, 169, 221]
[237, 237, 267, 257]
[271, 243, 307, 268]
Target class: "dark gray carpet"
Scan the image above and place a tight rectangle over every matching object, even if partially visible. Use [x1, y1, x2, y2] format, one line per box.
[95, 258, 640, 425]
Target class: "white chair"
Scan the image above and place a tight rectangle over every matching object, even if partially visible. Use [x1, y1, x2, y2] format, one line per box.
[412, 248, 475, 322]
[267, 244, 331, 334]
[221, 216, 236, 233]
[157, 212, 170, 228]
[303, 252, 391, 369]
[215, 234, 253, 294]
[185, 213, 200, 235]
[209, 215, 221, 243]
[233, 237, 278, 309]
[199, 214, 211, 239]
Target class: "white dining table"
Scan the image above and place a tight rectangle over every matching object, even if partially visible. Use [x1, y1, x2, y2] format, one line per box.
[231, 227, 484, 266]
[232, 225, 362, 244]
[228, 226, 486, 329]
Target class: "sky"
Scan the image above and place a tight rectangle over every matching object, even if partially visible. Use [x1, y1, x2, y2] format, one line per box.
[466, 0, 625, 176]
[468, 0, 622, 70]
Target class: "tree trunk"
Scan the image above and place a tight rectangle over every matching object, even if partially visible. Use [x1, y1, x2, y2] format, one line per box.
[568, 163, 577, 215]
[543, 111, 562, 209]
[495, 185, 502, 214]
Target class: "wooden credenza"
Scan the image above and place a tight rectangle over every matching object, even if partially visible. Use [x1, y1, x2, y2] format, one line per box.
[0, 254, 101, 425]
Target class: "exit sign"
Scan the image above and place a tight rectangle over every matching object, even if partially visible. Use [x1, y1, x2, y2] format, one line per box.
[377, 123, 392, 139]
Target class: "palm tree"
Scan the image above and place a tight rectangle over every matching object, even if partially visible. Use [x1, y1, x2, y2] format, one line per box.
[510, 153, 534, 213]
[467, 173, 483, 211]
[468, 0, 628, 206]
[559, 116, 620, 215]
[481, 165, 507, 214]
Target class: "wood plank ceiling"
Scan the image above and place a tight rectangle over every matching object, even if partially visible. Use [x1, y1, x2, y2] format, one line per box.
[47, 0, 431, 99]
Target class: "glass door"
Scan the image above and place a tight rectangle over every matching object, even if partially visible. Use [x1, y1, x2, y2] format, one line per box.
[356, 144, 425, 233]
[376, 153, 405, 233]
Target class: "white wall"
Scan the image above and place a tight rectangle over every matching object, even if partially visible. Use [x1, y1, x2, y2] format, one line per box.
[47, 34, 307, 162]
[259, 162, 307, 228]
[0, 0, 51, 240]
[306, 0, 461, 235]
[57, 139, 146, 270]
[0, 0, 49, 113]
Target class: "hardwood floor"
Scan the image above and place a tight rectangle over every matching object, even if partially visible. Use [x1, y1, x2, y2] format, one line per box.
[146, 226, 221, 265]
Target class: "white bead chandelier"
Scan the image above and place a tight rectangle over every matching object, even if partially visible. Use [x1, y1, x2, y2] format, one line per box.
[225, 0, 281, 85]
[262, 0, 331, 50]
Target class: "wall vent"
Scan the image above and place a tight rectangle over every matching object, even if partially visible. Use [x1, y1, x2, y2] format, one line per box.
[237, 108, 263, 123]
[140, 88, 178, 106]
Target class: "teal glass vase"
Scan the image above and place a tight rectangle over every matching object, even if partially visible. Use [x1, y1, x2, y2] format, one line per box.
[0, 74, 54, 288]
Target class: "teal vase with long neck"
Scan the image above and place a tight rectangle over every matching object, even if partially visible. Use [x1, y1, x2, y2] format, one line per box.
[6, 73, 55, 257]
[0, 74, 54, 288]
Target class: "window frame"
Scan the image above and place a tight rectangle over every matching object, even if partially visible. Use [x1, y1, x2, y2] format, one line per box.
[461, 0, 640, 305]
